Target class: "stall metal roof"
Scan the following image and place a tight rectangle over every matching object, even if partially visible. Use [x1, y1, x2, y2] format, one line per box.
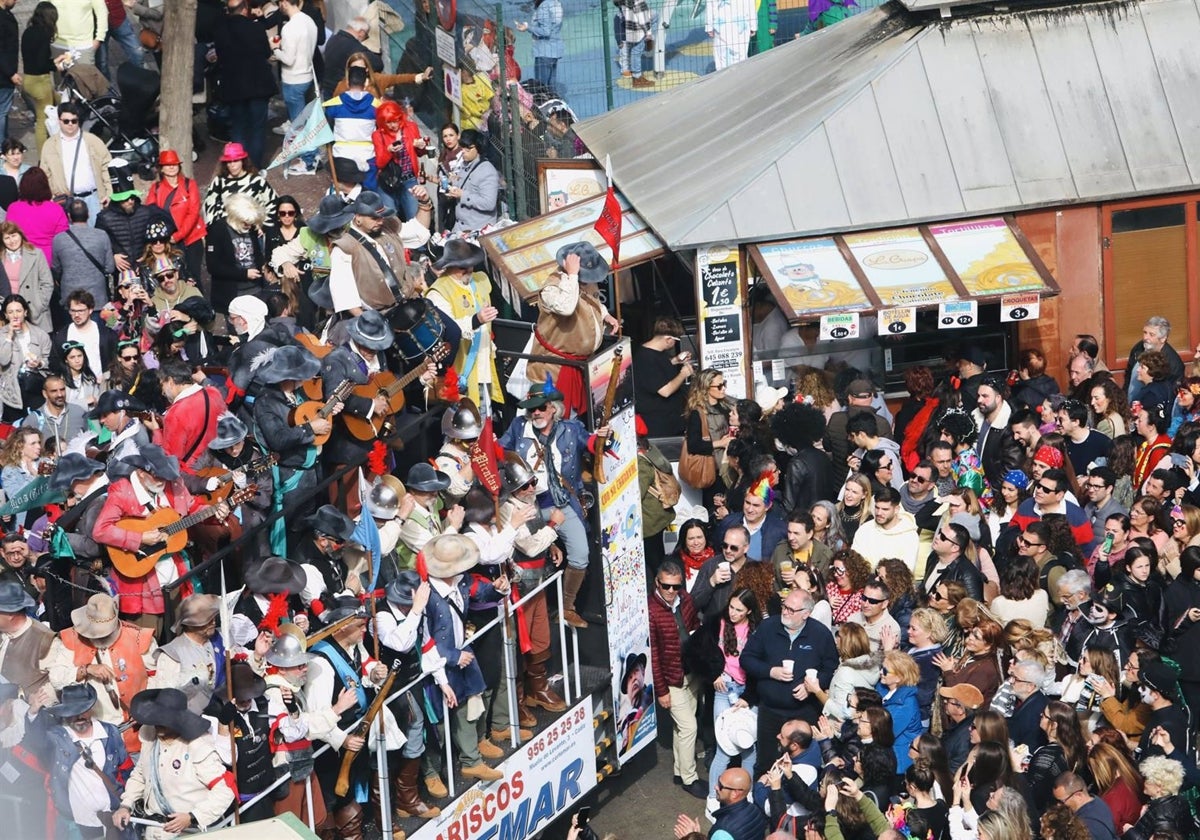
[577, 0, 1200, 249]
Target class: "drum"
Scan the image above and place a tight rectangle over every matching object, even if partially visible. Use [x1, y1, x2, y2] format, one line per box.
[389, 297, 446, 361]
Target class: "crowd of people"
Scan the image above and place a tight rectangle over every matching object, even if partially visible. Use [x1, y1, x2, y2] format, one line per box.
[634, 318, 1200, 840]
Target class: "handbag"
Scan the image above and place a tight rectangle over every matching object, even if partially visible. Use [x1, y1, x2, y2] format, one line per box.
[378, 159, 405, 193]
[647, 459, 682, 507]
[678, 408, 717, 489]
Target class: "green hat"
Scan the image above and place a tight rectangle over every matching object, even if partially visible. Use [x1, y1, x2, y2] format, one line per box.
[107, 160, 140, 203]
[519, 374, 563, 409]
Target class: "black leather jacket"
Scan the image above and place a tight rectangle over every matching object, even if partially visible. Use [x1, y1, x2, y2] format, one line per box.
[1124, 794, 1198, 840]
[779, 446, 835, 518]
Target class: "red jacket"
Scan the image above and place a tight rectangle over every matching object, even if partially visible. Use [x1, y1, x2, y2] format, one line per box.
[145, 177, 206, 246]
[157, 384, 223, 473]
[93, 478, 204, 615]
[372, 120, 421, 177]
[648, 590, 700, 694]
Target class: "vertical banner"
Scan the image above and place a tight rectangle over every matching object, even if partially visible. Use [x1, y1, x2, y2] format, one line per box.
[696, 245, 747, 399]
[590, 338, 657, 765]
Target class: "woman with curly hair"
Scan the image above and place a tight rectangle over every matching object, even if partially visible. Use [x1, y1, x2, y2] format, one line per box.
[837, 473, 873, 544]
[1133, 350, 1176, 413]
[1109, 433, 1138, 509]
[935, 616, 1004, 707]
[793, 565, 833, 628]
[1125, 756, 1193, 840]
[876, 558, 917, 645]
[1128, 496, 1179, 578]
[1024, 700, 1088, 811]
[812, 499, 848, 553]
[1040, 803, 1091, 840]
[896, 365, 938, 473]
[682, 367, 734, 506]
[1091, 377, 1130, 439]
[731, 559, 776, 619]
[0, 426, 42, 518]
[774, 401, 833, 517]
[826, 548, 872, 626]
[794, 366, 840, 420]
[1087, 741, 1144, 832]
[990, 554, 1049, 628]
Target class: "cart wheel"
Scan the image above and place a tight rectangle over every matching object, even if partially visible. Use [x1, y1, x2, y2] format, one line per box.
[137, 162, 157, 181]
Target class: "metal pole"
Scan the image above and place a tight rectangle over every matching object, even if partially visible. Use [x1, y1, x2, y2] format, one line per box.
[601, 0, 615, 110]
[508, 83, 527, 221]
[496, 3, 516, 218]
[377, 725, 392, 839]
[305, 776, 316, 831]
[500, 604, 519, 748]
[573, 621, 582, 699]
[443, 694, 455, 799]
[555, 572, 571, 705]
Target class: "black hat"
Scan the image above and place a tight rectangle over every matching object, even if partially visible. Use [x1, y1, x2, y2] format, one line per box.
[346, 310, 394, 351]
[960, 346, 987, 368]
[0, 580, 35, 613]
[1140, 660, 1180, 701]
[306, 504, 356, 542]
[251, 345, 321, 385]
[620, 653, 647, 693]
[244, 556, 306, 595]
[432, 238, 485, 272]
[556, 241, 610, 285]
[405, 462, 450, 493]
[129, 688, 209, 741]
[307, 194, 355, 236]
[107, 160, 139, 203]
[385, 570, 423, 607]
[49, 452, 105, 493]
[46, 683, 99, 718]
[209, 413, 248, 450]
[229, 661, 268, 703]
[349, 190, 395, 220]
[87, 389, 143, 420]
[121, 443, 181, 481]
[174, 297, 215, 325]
[1091, 584, 1125, 616]
[320, 594, 368, 625]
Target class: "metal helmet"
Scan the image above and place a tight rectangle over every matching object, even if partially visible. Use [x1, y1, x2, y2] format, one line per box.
[500, 452, 536, 499]
[364, 475, 405, 520]
[265, 626, 308, 668]
[441, 398, 483, 440]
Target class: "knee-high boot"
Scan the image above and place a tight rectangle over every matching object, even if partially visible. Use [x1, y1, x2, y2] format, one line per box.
[561, 567, 588, 629]
[335, 803, 366, 840]
[394, 757, 441, 819]
[524, 649, 567, 712]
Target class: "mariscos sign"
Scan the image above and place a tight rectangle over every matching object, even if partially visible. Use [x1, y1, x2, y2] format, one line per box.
[410, 698, 597, 840]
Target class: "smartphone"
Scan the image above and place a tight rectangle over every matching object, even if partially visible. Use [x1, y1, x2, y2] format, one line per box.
[576, 807, 591, 829]
[1102, 533, 1114, 553]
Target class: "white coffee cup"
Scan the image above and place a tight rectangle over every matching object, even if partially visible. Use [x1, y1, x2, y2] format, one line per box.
[781, 659, 794, 677]
[718, 560, 731, 576]
[805, 668, 818, 682]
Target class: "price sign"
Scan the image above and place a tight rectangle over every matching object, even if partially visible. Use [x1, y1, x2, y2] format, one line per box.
[701, 261, 738, 307]
[819, 312, 860, 341]
[1000, 292, 1040, 322]
[938, 300, 978, 329]
[879, 307, 916, 335]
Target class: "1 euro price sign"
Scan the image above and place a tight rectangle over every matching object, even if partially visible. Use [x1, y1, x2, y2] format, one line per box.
[938, 300, 978, 329]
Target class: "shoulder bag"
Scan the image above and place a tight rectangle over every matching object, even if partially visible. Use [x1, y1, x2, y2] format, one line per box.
[678, 408, 717, 489]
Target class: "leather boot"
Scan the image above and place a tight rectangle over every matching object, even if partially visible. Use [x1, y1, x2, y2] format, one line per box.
[514, 676, 539, 726]
[335, 803, 366, 840]
[524, 650, 567, 712]
[424, 773, 448, 799]
[394, 757, 441, 820]
[561, 568, 588, 629]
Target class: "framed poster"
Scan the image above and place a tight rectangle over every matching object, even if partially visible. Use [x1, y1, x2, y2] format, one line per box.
[537, 160, 606, 214]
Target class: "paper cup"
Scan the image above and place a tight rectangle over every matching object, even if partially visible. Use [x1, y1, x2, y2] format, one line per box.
[781, 659, 794, 676]
[805, 668, 818, 681]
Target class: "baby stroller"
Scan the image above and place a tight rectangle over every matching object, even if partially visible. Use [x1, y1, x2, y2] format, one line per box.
[59, 63, 160, 180]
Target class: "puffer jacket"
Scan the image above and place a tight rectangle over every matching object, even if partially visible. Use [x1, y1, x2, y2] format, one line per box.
[96, 200, 174, 261]
[647, 589, 700, 693]
[822, 652, 880, 720]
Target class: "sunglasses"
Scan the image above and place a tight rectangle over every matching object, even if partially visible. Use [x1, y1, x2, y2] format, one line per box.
[158, 271, 179, 279]
[832, 567, 847, 575]
[279, 210, 297, 217]
[716, 781, 747, 793]
[710, 383, 726, 389]
[60, 118, 78, 125]
[1018, 535, 1044, 548]
[657, 581, 682, 591]
[722, 542, 745, 551]
[1034, 484, 1058, 494]
[861, 595, 887, 604]
[909, 475, 930, 484]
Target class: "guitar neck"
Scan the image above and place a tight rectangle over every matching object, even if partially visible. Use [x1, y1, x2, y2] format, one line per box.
[318, 381, 351, 420]
[165, 504, 219, 535]
[386, 363, 430, 397]
[213, 456, 275, 489]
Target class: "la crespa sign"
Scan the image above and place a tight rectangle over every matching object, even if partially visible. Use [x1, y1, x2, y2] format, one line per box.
[411, 698, 598, 840]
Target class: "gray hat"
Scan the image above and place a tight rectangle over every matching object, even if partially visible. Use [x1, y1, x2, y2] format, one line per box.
[265, 630, 308, 668]
[307, 194, 355, 236]
[49, 453, 106, 493]
[320, 594, 368, 626]
[209, 413, 249, 450]
[348, 190, 395, 219]
[432, 238, 485, 272]
[0, 580, 35, 613]
[441, 398, 482, 440]
[251, 345, 321, 385]
[385, 570, 423, 607]
[556, 241, 610, 285]
[346, 310, 394, 351]
[170, 593, 220, 634]
[46, 683, 98, 719]
[129, 688, 208, 741]
[306, 504, 356, 542]
[948, 512, 981, 543]
[122, 444, 181, 481]
[87, 389, 143, 420]
[406, 462, 450, 493]
[244, 556, 306, 595]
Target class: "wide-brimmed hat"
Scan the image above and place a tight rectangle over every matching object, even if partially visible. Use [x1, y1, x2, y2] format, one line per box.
[209, 413, 249, 450]
[420, 533, 481, 578]
[406, 462, 450, 493]
[556, 241, 610, 285]
[220, 142, 249, 163]
[49, 452, 105, 493]
[266, 626, 308, 668]
[715, 705, 758, 756]
[123, 444, 181, 481]
[433, 239, 484, 272]
[244, 556, 306, 595]
[130, 688, 209, 741]
[364, 475, 405, 520]
[107, 160, 139, 203]
[229, 660, 268, 703]
[620, 653, 646, 692]
[170, 593, 220, 634]
[307, 194, 356, 236]
[939, 683, 985, 710]
[306, 504, 356, 542]
[386, 570, 423, 608]
[519, 375, 563, 409]
[346, 310, 394, 351]
[174, 297, 215, 325]
[158, 150, 181, 166]
[47, 683, 99, 719]
[71, 593, 120, 640]
[252, 345, 321, 384]
[320, 594, 369, 625]
[88, 389, 143, 420]
[348, 190, 395, 219]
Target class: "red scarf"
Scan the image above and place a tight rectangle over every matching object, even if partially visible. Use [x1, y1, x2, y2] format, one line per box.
[1133, 434, 1171, 488]
[680, 546, 714, 580]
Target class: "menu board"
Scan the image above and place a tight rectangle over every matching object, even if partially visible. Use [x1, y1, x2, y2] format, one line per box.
[843, 227, 957, 306]
[930, 218, 1049, 297]
[696, 245, 747, 399]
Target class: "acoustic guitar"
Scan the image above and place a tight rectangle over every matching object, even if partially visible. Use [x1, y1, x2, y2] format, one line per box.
[341, 347, 448, 442]
[193, 454, 279, 506]
[291, 379, 354, 447]
[106, 486, 256, 578]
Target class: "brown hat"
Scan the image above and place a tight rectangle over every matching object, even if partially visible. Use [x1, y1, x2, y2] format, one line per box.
[171, 594, 221, 634]
[939, 683, 985, 710]
[71, 594, 120, 641]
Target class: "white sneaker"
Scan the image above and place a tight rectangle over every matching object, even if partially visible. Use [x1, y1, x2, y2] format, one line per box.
[284, 160, 312, 176]
[273, 120, 292, 136]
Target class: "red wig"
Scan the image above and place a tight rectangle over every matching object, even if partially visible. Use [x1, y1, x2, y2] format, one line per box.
[376, 99, 405, 129]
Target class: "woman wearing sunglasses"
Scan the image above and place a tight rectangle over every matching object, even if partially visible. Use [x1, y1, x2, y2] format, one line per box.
[933, 617, 1005, 709]
[824, 548, 872, 627]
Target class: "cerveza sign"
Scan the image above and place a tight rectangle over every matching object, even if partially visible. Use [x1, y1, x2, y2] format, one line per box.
[861, 249, 929, 270]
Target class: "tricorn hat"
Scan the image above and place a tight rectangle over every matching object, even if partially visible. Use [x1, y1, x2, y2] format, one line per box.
[406, 462, 450, 493]
[251, 345, 321, 385]
[420, 533, 481, 578]
[209, 413, 249, 450]
[1140, 660, 1180, 701]
[556, 241, 610, 285]
[129, 688, 209, 741]
[243, 556, 306, 595]
[71, 593, 120, 641]
[46, 683, 99, 719]
[49, 452, 105, 493]
[122, 443, 181, 482]
[432, 238, 485, 272]
[346, 309, 394, 351]
[306, 504, 356, 542]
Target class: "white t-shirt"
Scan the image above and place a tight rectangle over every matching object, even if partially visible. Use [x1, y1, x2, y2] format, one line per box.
[67, 724, 111, 827]
[59, 133, 98, 194]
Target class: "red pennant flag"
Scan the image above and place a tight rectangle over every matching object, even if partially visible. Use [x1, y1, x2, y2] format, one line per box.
[593, 185, 622, 270]
[470, 416, 502, 497]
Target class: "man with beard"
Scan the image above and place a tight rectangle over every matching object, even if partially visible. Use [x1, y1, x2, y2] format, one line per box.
[0, 579, 52, 695]
[740, 588, 838, 776]
[87, 390, 151, 464]
[973, 375, 1025, 493]
[23, 375, 89, 452]
[1126, 316, 1185, 402]
[296, 504, 359, 606]
[149, 594, 222, 715]
[183, 414, 273, 555]
[51, 291, 118, 377]
[328, 190, 432, 322]
[95, 161, 173, 274]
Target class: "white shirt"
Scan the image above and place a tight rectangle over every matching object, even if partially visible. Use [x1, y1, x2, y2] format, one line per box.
[59, 133, 98, 194]
[328, 223, 432, 314]
[273, 12, 318, 84]
[67, 723, 111, 827]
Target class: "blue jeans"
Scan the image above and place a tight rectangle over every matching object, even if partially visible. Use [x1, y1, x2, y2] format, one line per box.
[0, 86, 14, 143]
[709, 679, 756, 795]
[534, 57, 558, 90]
[227, 97, 269, 169]
[546, 502, 589, 570]
[281, 81, 316, 168]
[97, 18, 144, 79]
[386, 176, 420, 221]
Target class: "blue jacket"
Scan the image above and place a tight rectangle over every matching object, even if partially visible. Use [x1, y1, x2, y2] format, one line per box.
[528, 0, 564, 59]
[36, 718, 127, 818]
[879, 683, 922, 773]
[715, 510, 788, 562]
[422, 573, 501, 699]
[711, 797, 768, 840]
[499, 414, 590, 524]
[741, 616, 839, 719]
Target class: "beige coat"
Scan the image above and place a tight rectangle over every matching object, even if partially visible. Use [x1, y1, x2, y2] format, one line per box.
[5, 247, 55, 331]
[0, 323, 52, 410]
[40, 132, 113, 204]
[120, 734, 235, 836]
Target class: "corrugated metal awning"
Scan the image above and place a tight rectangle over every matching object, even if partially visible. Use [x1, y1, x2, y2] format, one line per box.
[748, 215, 1059, 323]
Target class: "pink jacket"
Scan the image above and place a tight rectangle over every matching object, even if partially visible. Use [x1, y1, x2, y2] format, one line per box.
[6, 200, 69, 265]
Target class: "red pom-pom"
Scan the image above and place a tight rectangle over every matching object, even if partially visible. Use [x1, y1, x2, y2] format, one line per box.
[311, 599, 325, 616]
[367, 440, 388, 477]
[415, 550, 428, 581]
[258, 592, 290, 634]
[441, 368, 461, 402]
